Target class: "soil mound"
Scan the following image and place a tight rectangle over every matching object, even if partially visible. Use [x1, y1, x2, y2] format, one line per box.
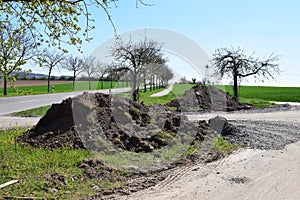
[18, 92, 215, 153]
[166, 85, 252, 112]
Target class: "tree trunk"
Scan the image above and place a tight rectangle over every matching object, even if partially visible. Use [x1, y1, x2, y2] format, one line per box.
[47, 69, 52, 93]
[132, 74, 138, 101]
[233, 67, 239, 100]
[88, 74, 91, 90]
[3, 77, 7, 96]
[72, 71, 76, 91]
[143, 74, 147, 92]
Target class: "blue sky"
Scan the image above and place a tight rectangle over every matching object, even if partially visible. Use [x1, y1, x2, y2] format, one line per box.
[37, 0, 300, 86]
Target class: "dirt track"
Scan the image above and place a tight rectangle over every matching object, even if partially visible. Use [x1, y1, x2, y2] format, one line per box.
[110, 107, 300, 200]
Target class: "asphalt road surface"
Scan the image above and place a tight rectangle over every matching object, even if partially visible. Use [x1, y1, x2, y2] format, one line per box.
[0, 88, 130, 129]
[0, 88, 130, 115]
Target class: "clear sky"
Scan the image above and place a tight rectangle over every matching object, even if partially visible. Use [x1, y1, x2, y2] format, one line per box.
[33, 0, 300, 86]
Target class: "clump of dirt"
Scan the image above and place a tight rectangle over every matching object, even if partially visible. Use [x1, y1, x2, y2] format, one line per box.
[17, 92, 213, 153]
[166, 85, 252, 112]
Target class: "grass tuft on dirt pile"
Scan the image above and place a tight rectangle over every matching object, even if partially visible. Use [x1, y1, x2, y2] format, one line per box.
[213, 134, 238, 154]
[0, 128, 128, 199]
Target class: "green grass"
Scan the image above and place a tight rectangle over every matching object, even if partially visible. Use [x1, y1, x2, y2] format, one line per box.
[238, 97, 275, 108]
[0, 128, 127, 199]
[219, 85, 300, 102]
[12, 105, 51, 117]
[141, 84, 195, 105]
[213, 134, 238, 154]
[0, 81, 129, 97]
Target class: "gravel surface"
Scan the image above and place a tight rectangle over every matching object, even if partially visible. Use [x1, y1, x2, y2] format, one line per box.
[227, 120, 300, 150]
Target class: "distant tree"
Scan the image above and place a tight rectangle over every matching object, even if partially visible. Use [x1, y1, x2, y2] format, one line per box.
[0, 0, 150, 52]
[107, 62, 130, 89]
[81, 56, 98, 90]
[212, 47, 280, 100]
[96, 62, 109, 90]
[111, 38, 165, 101]
[62, 55, 83, 91]
[36, 50, 64, 92]
[179, 76, 188, 84]
[0, 22, 37, 95]
[192, 78, 196, 84]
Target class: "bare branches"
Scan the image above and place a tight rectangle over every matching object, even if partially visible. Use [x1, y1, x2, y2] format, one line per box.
[111, 37, 167, 101]
[212, 47, 281, 99]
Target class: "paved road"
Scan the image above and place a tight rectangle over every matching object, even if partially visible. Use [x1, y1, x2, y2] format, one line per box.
[0, 88, 130, 115]
[150, 84, 174, 97]
[0, 88, 130, 129]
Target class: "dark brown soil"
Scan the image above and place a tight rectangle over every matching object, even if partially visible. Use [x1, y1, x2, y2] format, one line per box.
[166, 85, 252, 112]
[18, 92, 215, 153]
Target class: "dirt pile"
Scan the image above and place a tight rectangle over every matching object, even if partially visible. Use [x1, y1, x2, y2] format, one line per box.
[18, 92, 215, 153]
[166, 85, 252, 112]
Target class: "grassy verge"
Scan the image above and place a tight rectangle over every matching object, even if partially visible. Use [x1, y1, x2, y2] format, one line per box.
[12, 105, 51, 117]
[239, 97, 275, 108]
[0, 128, 127, 199]
[0, 81, 129, 97]
[141, 84, 195, 105]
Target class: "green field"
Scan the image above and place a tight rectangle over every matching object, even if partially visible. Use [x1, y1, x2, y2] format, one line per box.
[219, 85, 300, 102]
[0, 81, 129, 97]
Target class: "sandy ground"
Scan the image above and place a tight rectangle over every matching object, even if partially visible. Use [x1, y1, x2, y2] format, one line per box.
[122, 141, 300, 200]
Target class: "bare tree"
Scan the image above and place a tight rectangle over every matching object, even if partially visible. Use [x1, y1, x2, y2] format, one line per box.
[36, 50, 64, 93]
[96, 62, 109, 90]
[159, 64, 174, 87]
[62, 55, 83, 91]
[0, 23, 37, 95]
[81, 56, 98, 90]
[212, 47, 280, 100]
[111, 38, 165, 101]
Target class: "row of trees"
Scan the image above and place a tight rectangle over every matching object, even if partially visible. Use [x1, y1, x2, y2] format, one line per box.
[0, 20, 174, 98]
[0, 21, 280, 101]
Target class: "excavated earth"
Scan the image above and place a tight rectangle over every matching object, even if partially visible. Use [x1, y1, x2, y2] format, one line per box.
[17, 92, 214, 152]
[166, 84, 252, 112]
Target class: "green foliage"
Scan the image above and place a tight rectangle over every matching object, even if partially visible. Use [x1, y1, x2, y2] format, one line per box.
[0, 1, 105, 52]
[0, 21, 37, 95]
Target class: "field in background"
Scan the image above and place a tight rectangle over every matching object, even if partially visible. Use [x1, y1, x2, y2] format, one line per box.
[0, 80, 129, 96]
[218, 85, 300, 102]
